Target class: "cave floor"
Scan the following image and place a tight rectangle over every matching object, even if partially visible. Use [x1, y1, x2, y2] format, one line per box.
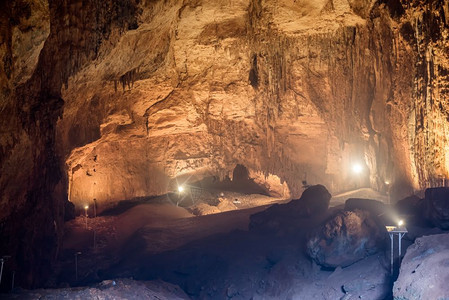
[7, 188, 396, 299]
[60, 188, 389, 271]
[56, 191, 289, 285]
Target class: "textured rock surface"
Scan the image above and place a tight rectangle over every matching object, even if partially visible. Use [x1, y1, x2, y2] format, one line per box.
[249, 184, 331, 231]
[344, 197, 396, 224]
[111, 208, 391, 300]
[55, 0, 449, 214]
[1, 0, 449, 289]
[345, 198, 387, 216]
[424, 187, 449, 229]
[0, 0, 141, 288]
[2, 278, 190, 300]
[393, 233, 449, 300]
[306, 209, 387, 268]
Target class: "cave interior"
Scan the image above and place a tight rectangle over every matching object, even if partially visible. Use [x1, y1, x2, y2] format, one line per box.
[1, 0, 449, 299]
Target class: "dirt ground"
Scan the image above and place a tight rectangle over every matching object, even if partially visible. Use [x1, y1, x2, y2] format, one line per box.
[6, 188, 396, 299]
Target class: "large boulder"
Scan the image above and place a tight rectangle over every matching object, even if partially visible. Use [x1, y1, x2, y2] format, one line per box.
[395, 195, 428, 226]
[297, 184, 332, 215]
[344, 198, 393, 225]
[395, 195, 422, 215]
[306, 209, 387, 268]
[393, 233, 449, 300]
[249, 185, 331, 231]
[424, 187, 449, 229]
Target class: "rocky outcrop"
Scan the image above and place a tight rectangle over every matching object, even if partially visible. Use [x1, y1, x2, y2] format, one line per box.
[306, 209, 387, 268]
[345, 198, 387, 216]
[344, 198, 396, 224]
[424, 187, 449, 229]
[249, 184, 331, 232]
[0, 0, 141, 289]
[56, 0, 449, 213]
[393, 233, 449, 300]
[395, 194, 423, 216]
[394, 194, 427, 226]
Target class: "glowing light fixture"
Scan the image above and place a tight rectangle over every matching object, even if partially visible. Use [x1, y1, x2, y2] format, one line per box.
[352, 163, 363, 174]
[178, 186, 184, 193]
[84, 205, 88, 229]
[385, 181, 390, 185]
[386, 219, 408, 274]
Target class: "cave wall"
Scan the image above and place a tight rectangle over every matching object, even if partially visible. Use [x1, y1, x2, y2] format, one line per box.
[0, 0, 141, 288]
[1, 0, 449, 288]
[59, 0, 449, 212]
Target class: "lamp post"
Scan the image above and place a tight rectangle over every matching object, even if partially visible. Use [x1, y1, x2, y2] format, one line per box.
[74, 252, 81, 281]
[84, 205, 88, 229]
[0, 255, 11, 286]
[386, 220, 408, 275]
[0, 258, 4, 287]
[177, 185, 185, 206]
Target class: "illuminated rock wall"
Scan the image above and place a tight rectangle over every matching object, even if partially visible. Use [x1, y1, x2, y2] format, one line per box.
[60, 0, 449, 211]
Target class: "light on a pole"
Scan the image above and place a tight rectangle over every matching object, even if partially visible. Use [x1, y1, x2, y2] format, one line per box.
[386, 223, 408, 274]
[84, 205, 88, 229]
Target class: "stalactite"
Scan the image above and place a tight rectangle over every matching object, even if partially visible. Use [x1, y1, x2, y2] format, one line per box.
[119, 67, 138, 91]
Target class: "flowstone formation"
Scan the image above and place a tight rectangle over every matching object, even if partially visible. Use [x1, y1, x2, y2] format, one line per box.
[1, 0, 449, 289]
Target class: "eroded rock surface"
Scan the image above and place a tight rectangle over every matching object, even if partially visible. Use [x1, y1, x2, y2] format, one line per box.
[55, 0, 449, 214]
[249, 184, 331, 232]
[424, 187, 449, 229]
[393, 233, 449, 300]
[306, 209, 387, 268]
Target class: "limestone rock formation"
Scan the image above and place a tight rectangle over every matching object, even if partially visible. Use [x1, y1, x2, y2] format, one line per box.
[306, 209, 387, 268]
[395, 194, 423, 216]
[423, 187, 449, 229]
[393, 233, 449, 300]
[249, 184, 331, 231]
[1, 0, 449, 288]
[344, 197, 395, 224]
[345, 198, 387, 216]
[395, 194, 427, 226]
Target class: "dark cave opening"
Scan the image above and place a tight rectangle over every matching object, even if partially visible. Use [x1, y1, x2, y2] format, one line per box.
[192, 164, 270, 196]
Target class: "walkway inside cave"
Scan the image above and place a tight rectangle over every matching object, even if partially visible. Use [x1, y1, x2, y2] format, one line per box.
[9, 186, 444, 299]
[54, 188, 391, 290]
